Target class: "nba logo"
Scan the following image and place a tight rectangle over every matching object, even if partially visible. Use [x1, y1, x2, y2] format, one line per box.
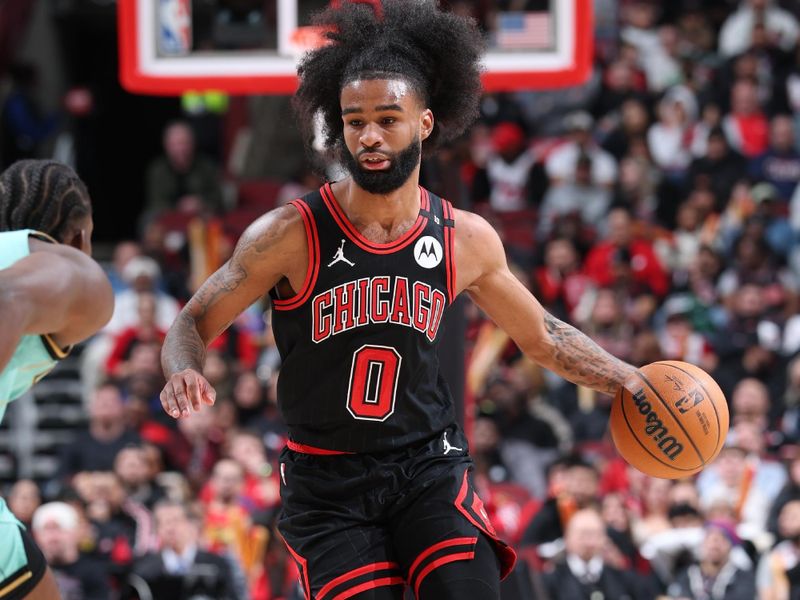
[159, 0, 192, 56]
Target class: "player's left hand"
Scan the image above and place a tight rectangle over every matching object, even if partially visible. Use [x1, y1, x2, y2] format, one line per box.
[160, 368, 217, 418]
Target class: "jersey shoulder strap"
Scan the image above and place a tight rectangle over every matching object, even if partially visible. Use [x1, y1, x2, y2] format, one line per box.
[419, 189, 455, 229]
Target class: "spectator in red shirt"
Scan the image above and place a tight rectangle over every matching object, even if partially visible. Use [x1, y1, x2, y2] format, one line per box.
[722, 78, 769, 158]
[583, 206, 670, 298]
[105, 291, 167, 378]
[533, 237, 591, 321]
[470, 121, 543, 212]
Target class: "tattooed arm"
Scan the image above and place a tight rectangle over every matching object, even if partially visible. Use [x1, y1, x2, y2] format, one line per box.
[455, 210, 636, 394]
[160, 205, 306, 418]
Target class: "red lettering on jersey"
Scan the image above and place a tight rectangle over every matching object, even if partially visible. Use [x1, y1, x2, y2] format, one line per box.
[334, 281, 357, 334]
[312, 290, 333, 343]
[390, 276, 411, 326]
[313, 277, 447, 342]
[372, 276, 390, 322]
[426, 289, 446, 341]
[356, 278, 370, 326]
[412, 282, 431, 334]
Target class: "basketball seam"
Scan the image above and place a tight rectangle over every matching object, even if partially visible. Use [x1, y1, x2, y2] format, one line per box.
[636, 371, 706, 466]
[618, 383, 700, 472]
[659, 361, 723, 459]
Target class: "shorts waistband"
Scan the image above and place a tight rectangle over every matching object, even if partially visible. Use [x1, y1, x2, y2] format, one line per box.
[286, 440, 355, 455]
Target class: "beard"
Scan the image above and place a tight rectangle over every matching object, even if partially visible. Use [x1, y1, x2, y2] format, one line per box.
[339, 137, 421, 195]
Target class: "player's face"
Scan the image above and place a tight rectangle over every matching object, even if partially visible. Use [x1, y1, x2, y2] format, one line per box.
[340, 78, 433, 194]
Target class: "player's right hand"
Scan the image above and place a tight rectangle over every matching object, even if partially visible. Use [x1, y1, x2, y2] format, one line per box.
[160, 369, 217, 419]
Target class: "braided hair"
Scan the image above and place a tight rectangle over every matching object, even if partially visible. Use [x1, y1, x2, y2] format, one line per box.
[0, 160, 92, 241]
[294, 0, 485, 154]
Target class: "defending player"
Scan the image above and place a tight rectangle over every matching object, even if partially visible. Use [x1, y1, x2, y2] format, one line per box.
[160, 1, 637, 598]
[0, 160, 114, 599]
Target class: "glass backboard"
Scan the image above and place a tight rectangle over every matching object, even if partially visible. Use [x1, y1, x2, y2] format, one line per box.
[118, 0, 592, 95]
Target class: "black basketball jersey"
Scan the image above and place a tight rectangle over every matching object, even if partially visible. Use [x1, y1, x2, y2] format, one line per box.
[270, 183, 457, 453]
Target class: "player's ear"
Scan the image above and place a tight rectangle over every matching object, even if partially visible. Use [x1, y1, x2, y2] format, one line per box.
[65, 228, 88, 254]
[420, 109, 434, 141]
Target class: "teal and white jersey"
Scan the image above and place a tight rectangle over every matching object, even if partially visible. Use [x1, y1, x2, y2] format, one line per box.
[0, 229, 70, 424]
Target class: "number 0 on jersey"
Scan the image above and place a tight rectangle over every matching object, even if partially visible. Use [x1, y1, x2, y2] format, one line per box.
[347, 345, 402, 421]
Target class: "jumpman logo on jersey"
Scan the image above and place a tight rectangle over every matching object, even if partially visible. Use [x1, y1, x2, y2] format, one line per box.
[328, 239, 355, 267]
[442, 431, 462, 455]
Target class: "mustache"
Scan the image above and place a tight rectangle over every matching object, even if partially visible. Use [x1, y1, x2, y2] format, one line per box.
[339, 137, 421, 195]
[357, 148, 392, 159]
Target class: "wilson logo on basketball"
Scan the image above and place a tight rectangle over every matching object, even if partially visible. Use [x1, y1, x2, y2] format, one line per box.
[632, 388, 684, 460]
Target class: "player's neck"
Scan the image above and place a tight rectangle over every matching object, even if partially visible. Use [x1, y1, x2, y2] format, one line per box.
[335, 171, 421, 233]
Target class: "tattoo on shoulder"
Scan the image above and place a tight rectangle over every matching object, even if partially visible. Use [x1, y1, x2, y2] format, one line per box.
[164, 208, 300, 378]
[189, 210, 293, 318]
[190, 256, 248, 319]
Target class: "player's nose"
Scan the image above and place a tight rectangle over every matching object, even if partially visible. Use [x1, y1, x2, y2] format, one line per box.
[359, 122, 383, 148]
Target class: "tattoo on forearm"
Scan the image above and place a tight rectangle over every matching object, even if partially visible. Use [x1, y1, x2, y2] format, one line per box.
[161, 215, 284, 376]
[162, 259, 250, 376]
[162, 312, 207, 374]
[542, 312, 635, 394]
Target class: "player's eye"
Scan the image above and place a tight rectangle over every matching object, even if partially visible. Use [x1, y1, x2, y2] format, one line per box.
[348, 119, 363, 127]
[381, 117, 396, 125]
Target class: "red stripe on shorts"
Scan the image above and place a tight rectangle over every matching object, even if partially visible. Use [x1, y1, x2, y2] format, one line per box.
[317, 562, 400, 600]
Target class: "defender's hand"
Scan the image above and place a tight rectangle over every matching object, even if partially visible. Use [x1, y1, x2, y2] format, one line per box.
[160, 369, 217, 418]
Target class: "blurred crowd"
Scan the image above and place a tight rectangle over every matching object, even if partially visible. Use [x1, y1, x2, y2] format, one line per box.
[9, 0, 800, 599]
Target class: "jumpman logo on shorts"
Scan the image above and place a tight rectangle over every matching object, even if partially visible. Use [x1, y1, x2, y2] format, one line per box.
[328, 239, 355, 267]
[442, 431, 462, 455]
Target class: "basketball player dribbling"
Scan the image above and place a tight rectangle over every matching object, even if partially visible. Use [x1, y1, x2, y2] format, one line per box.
[0, 160, 114, 600]
[160, 2, 637, 598]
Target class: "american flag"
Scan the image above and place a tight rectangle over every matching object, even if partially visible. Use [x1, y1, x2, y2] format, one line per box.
[495, 12, 552, 50]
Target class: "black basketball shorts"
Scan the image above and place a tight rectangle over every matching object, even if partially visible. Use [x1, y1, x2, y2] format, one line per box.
[277, 425, 517, 599]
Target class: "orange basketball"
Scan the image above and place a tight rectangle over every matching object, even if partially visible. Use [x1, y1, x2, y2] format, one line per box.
[610, 361, 729, 479]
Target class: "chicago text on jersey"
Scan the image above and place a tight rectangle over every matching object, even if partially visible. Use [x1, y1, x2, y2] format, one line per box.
[312, 276, 447, 343]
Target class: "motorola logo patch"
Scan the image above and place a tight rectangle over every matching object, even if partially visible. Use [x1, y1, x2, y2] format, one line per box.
[413, 236, 443, 269]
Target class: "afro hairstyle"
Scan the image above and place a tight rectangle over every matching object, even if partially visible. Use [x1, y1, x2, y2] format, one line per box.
[293, 0, 485, 155]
